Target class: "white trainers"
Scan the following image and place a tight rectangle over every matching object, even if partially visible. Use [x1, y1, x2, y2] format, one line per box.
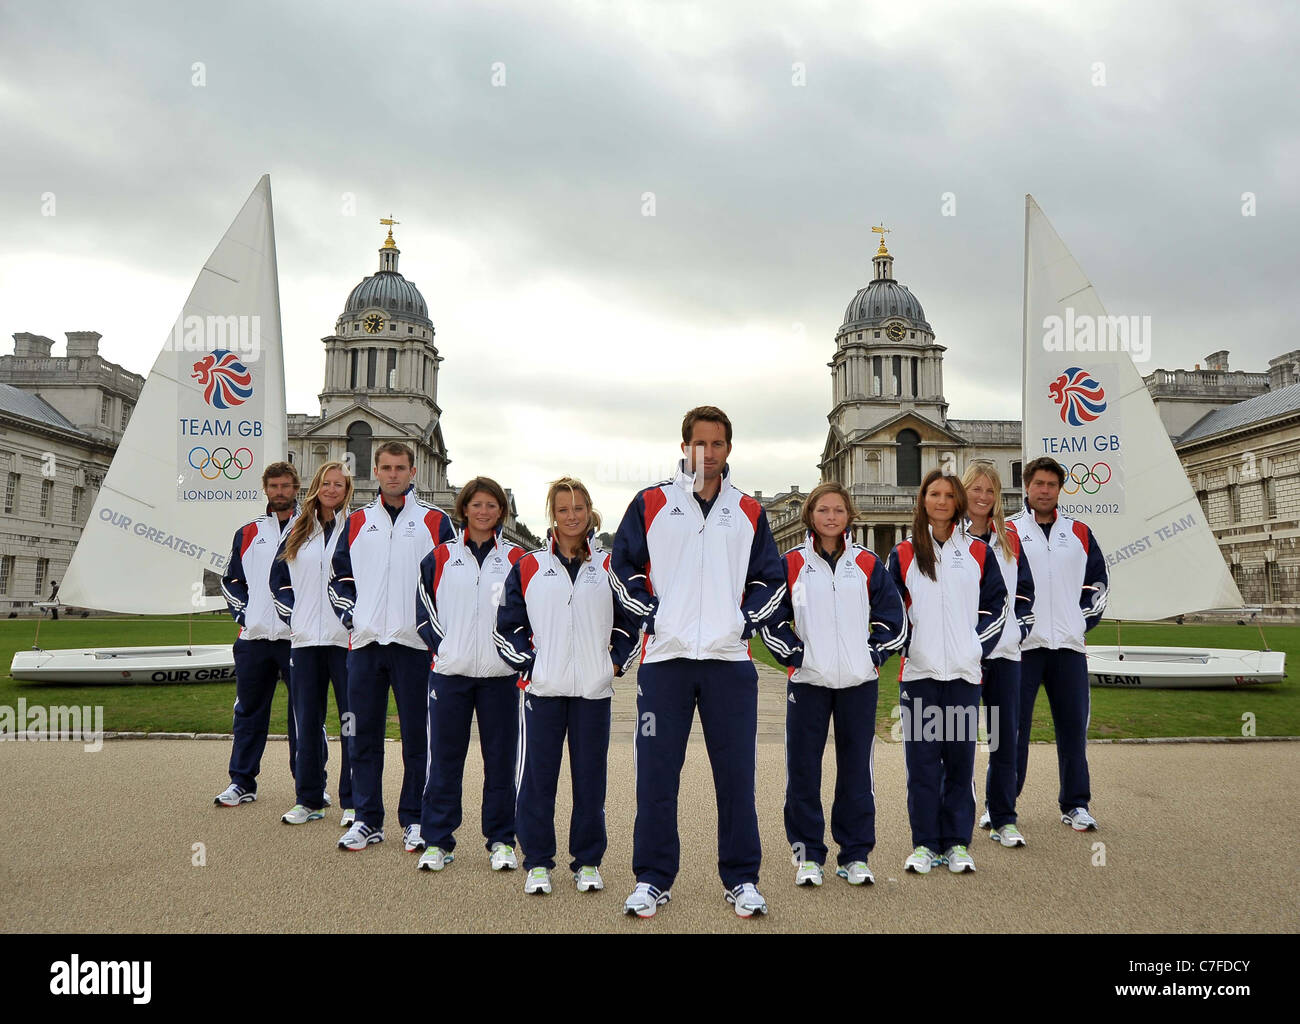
[323, 793, 332, 807]
[281, 803, 325, 825]
[725, 883, 769, 918]
[978, 808, 992, 830]
[904, 845, 938, 874]
[1062, 807, 1098, 831]
[991, 823, 1027, 847]
[524, 867, 552, 894]
[403, 824, 425, 852]
[794, 861, 824, 887]
[338, 822, 383, 850]
[574, 865, 604, 892]
[339, 809, 356, 828]
[836, 861, 874, 886]
[489, 842, 518, 871]
[946, 845, 976, 873]
[214, 784, 255, 807]
[417, 846, 453, 871]
[623, 882, 670, 918]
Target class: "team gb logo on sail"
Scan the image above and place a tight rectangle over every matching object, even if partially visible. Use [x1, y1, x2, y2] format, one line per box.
[192, 349, 254, 409]
[1048, 367, 1107, 426]
[178, 340, 267, 503]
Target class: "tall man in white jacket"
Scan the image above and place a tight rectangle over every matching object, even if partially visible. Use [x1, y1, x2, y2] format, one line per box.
[329, 442, 454, 851]
[611, 406, 788, 919]
[1008, 456, 1109, 831]
[214, 461, 301, 807]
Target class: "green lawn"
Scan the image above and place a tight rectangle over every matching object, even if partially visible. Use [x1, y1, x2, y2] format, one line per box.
[751, 621, 1299, 741]
[2, 617, 1295, 740]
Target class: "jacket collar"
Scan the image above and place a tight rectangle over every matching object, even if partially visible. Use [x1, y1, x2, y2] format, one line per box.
[547, 527, 596, 561]
[803, 527, 853, 556]
[673, 458, 733, 501]
[1022, 498, 1059, 525]
[456, 522, 505, 552]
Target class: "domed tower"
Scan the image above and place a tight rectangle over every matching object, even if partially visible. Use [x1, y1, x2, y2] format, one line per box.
[829, 227, 947, 431]
[317, 219, 449, 493]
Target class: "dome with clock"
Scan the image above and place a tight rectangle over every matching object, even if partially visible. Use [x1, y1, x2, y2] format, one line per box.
[840, 235, 931, 332]
[338, 222, 432, 329]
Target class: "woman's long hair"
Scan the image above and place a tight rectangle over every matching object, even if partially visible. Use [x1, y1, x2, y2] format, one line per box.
[960, 462, 1009, 560]
[910, 468, 967, 581]
[280, 460, 354, 563]
[546, 476, 601, 562]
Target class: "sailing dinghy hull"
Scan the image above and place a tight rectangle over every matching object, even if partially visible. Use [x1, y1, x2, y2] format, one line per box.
[10, 645, 235, 684]
[1087, 646, 1285, 689]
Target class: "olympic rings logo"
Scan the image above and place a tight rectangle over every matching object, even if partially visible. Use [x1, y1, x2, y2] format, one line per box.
[1060, 461, 1112, 495]
[189, 446, 254, 480]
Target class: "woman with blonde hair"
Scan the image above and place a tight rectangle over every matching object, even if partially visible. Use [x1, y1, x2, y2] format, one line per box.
[270, 460, 355, 825]
[761, 481, 906, 888]
[961, 462, 1035, 848]
[887, 469, 1007, 876]
[494, 477, 640, 895]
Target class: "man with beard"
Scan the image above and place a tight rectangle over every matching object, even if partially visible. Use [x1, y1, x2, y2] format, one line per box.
[214, 461, 302, 807]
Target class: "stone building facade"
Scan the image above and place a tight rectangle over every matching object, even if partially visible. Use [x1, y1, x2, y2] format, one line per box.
[0, 333, 143, 615]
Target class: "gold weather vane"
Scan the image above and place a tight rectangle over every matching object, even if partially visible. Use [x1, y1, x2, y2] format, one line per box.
[871, 223, 891, 256]
[380, 215, 400, 249]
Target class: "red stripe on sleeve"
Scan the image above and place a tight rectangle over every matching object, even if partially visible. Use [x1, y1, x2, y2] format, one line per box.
[423, 508, 445, 541]
[643, 487, 668, 532]
[347, 509, 366, 546]
[239, 524, 256, 559]
[785, 550, 805, 592]
[968, 539, 987, 572]
[432, 544, 452, 596]
[739, 494, 762, 531]
[507, 545, 525, 566]
[1071, 520, 1090, 552]
[1006, 520, 1022, 560]
[853, 549, 877, 578]
[518, 553, 540, 597]
[897, 540, 914, 583]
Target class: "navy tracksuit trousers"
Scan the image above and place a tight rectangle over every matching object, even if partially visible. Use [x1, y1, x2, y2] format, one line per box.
[228, 638, 297, 792]
[347, 643, 429, 831]
[515, 693, 612, 872]
[420, 672, 519, 853]
[633, 658, 761, 892]
[981, 657, 1021, 829]
[1017, 647, 1091, 813]
[900, 676, 981, 852]
[784, 678, 878, 867]
[289, 645, 352, 811]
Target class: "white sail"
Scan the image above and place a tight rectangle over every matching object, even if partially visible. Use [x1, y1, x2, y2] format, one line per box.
[59, 175, 287, 614]
[1021, 194, 1241, 620]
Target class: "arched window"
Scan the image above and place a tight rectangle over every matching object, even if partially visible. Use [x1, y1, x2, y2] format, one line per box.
[897, 429, 921, 487]
[866, 451, 881, 484]
[347, 421, 373, 479]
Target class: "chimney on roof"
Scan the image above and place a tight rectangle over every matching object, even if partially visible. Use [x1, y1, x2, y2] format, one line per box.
[12, 333, 54, 357]
[65, 331, 101, 358]
[791, 484, 800, 493]
[753, 490, 763, 502]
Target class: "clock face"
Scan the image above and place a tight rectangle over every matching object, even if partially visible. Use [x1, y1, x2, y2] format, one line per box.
[363, 313, 386, 334]
[886, 322, 906, 341]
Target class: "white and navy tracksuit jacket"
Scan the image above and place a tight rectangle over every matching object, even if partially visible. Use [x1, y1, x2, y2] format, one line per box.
[223, 510, 297, 641]
[1007, 504, 1107, 654]
[1007, 502, 1109, 814]
[610, 460, 788, 663]
[887, 525, 1008, 685]
[269, 514, 353, 810]
[965, 518, 1036, 662]
[270, 517, 350, 648]
[493, 533, 641, 697]
[761, 530, 908, 686]
[329, 485, 455, 650]
[415, 525, 525, 677]
[221, 507, 298, 792]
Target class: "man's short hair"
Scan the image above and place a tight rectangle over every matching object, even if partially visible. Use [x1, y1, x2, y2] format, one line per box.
[1023, 456, 1065, 487]
[681, 406, 733, 445]
[374, 441, 415, 469]
[262, 461, 299, 489]
[454, 476, 509, 529]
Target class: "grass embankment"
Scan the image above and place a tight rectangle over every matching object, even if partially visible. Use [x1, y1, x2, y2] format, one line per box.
[1, 618, 1295, 740]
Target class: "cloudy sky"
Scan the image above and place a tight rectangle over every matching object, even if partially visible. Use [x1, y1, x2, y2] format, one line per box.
[2, 0, 1296, 530]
